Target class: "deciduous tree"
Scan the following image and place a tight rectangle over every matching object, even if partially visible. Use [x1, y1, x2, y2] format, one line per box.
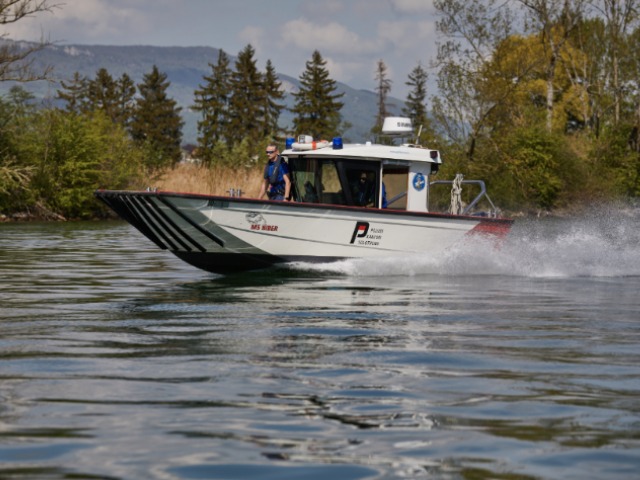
[0, 0, 56, 82]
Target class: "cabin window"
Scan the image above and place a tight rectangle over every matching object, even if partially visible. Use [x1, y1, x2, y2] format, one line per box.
[289, 157, 383, 207]
[288, 157, 345, 205]
[288, 157, 319, 203]
[344, 167, 378, 207]
[320, 161, 346, 204]
[381, 167, 409, 209]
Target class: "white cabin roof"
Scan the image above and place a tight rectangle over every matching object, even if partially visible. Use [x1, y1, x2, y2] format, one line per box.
[282, 142, 442, 164]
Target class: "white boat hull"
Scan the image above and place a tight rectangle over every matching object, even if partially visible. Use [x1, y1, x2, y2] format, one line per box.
[96, 191, 512, 274]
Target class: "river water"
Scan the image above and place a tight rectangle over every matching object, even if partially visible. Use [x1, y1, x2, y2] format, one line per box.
[1, 205, 639, 479]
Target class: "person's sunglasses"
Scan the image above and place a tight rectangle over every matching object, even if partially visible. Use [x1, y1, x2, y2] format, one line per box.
[266, 150, 276, 154]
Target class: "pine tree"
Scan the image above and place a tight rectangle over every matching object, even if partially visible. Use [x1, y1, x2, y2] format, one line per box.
[402, 63, 430, 142]
[193, 49, 232, 162]
[87, 68, 118, 122]
[291, 50, 345, 139]
[263, 59, 285, 139]
[114, 73, 136, 129]
[131, 65, 184, 169]
[227, 44, 265, 147]
[372, 59, 393, 135]
[56, 72, 90, 114]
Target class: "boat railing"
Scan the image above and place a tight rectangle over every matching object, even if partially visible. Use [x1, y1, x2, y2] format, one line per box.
[430, 179, 499, 217]
[385, 179, 500, 217]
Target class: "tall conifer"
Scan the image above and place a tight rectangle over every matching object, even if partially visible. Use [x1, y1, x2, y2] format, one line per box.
[114, 73, 136, 128]
[88, 68, 118, 122]
[403, 63, 431, 142]
[56, 72, 90, 114]
[227, 44, 265, 147]
[193, 49, 232, 162]
[291, 50, 344, 139]
[131, 65, 183, 168]
[263, 59, 285, 139]
[372, 59, 393, 136]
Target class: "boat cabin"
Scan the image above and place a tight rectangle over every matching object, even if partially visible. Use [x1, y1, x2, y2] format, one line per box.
[281, 117, 441, 213]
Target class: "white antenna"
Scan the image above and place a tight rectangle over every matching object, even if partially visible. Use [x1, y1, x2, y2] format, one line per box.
[415, 125, 423, 145]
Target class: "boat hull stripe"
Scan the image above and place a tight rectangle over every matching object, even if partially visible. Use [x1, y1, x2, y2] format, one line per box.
[140, 195, 207, 252]
[128, 195, 183, 251]
[114, 194, 168, 250]
[156, 196, 225, 248]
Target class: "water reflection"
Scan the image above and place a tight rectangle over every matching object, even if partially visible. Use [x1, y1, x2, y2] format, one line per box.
[1, 220, 639, 479]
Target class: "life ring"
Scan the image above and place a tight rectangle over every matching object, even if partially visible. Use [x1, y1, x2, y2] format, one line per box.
[291, 140, 330, 151]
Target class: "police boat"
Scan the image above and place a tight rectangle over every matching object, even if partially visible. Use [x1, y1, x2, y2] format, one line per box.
[95, 117, 513, 274]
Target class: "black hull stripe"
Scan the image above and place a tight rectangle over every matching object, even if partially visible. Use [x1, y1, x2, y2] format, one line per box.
[114, 194, 168, 250]
[142, 195, 208, 252]
[128, 195, 182, 251]
[156, 196, 225, 248]
[142, 196, 208, 253]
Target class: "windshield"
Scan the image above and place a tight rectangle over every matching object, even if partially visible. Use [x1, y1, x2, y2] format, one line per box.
[288, 157, 382, 207]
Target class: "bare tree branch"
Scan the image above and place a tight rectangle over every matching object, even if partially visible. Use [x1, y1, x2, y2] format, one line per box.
[0, 0, 58, 82]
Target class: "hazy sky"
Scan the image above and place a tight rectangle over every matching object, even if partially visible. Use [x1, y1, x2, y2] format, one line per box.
[5, 0, 439, 97]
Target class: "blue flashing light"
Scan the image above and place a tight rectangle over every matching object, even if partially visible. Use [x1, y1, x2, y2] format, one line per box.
[285, 137, 294, 149]
[332, 137, 343, 150]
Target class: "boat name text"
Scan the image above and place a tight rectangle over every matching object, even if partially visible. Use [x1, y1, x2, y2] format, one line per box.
[251, 224, 278, 231]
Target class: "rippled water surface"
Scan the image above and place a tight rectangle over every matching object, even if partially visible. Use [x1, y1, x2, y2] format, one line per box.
[1, 207, 639, 479]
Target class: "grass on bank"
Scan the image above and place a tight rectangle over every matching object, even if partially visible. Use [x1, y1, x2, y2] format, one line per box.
[150, 163, 265, 198]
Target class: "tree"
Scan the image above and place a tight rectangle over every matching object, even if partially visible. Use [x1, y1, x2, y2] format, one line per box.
[0, 86, 36, 212]
[193, 49, 232, 162]
[0, 0, 57, 82]
[263, 59, 285, 139]
[130, 65, 183, 169]
[56, 72, 90, 114]
[432, 0, 517, 159]
[517, 0, 587, 131]
[372, 59, 393, 135]
[227, 44, 265, 147]
[87, 68, 117, 121]
[114, 73, 136, 128]
[588, 0, 640, 125]
[17, 108, 145, 219]
[402, 63, 430, 141]
[291, 50, 344, 139]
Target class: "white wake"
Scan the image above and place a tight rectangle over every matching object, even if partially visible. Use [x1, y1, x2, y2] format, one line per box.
[289, 205, 640, 278]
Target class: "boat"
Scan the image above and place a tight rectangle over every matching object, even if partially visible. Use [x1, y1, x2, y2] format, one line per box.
[95, 117, 513, 274]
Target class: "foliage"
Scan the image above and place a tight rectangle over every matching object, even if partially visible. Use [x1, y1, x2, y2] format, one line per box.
[193, 49, 232, 164]
[372, 59, 393, 136]
[263, 59, 286, 139]
[130, 65, 184, 169]
[402, 64, 429, 134]
[193, 46, 285, 165]
[291, 50, 345, 139]
[10, 108, 144, 219]
[227, 44, 266, 147]
[56, 72, 91, 114]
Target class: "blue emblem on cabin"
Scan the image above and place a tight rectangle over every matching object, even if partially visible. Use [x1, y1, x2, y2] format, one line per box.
[413, 173, 426, 191]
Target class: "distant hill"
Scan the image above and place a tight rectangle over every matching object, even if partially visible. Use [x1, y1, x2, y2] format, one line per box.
[0, 41, 405, 144]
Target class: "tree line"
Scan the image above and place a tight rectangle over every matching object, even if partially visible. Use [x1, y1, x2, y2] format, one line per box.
[426, 0, 640, 211]
[1, 0, 640, 220]
[0, 38, 349, 219]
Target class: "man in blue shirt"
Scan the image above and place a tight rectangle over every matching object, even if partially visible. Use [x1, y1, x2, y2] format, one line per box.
[258, 143, 291, 201]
